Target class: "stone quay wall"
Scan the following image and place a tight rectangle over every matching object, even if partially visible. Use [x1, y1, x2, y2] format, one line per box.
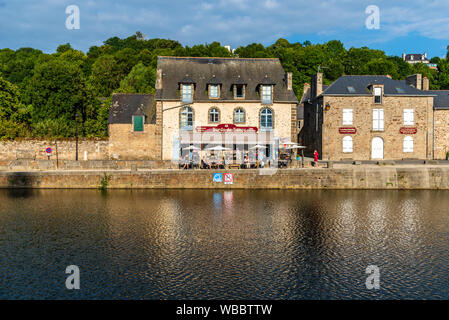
[1, 167, 448, 189]
[0, 139, 109, 161]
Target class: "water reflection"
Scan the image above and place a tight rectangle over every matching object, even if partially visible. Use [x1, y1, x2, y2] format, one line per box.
[0, 189, 447, 299]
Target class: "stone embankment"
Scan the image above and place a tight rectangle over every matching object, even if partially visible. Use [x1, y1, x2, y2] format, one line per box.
[1, 165, 448, 189]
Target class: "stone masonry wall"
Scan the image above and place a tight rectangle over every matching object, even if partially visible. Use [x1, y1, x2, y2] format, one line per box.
[434, 109, 449, 159]
[0, 139, 108, 161]
[108, 124, 161, 160]
[321, 96, 434, 160]
[1, 167, 448, 189]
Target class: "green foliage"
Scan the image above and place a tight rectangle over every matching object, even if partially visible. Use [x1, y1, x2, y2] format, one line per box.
[1, 33, 449, 140]
[117, 62, 156, 94]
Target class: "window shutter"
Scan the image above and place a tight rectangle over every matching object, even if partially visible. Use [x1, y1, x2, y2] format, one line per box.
[133, 116, 144, 132]
[343, 109, 353, 125]
[403, 136, 414, 153]
[343, 136, 353, 153]
[373, 109, 379, 130]
[379, 109, 384, 130]
[404, 109, 414, 125]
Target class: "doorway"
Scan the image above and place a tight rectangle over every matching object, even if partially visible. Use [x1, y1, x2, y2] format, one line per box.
[371, 137, 384, 159]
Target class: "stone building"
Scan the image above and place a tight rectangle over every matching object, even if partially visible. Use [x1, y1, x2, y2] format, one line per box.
[300, 73, 446, 160]
[429, 90, 449, 159]
[108, 56, 299, 161]
[108, 93, 160, 160]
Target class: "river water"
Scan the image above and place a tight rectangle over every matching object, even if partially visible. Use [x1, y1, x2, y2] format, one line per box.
[0, 189, 447, 300]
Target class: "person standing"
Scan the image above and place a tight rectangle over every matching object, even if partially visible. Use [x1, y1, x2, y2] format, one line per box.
[313, 149, 319, 167]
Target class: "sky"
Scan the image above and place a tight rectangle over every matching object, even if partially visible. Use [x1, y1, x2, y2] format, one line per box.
[1, 0, 449, 58]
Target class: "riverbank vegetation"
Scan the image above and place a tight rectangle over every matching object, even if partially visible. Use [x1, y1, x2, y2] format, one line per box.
[0, 32, 447, 139]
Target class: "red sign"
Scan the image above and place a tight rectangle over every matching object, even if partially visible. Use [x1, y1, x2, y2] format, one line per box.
[224, 173, 234, 185]
[45, 147, 52, 154]
[400, 127, 417, 134]
[196, 124, 258, 133]
[339, 127, 357, 134]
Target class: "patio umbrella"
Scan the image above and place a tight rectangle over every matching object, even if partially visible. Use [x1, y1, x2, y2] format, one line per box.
[250, 145, 268, 150]
[205, 146, 231, 151]
[182, 146, 200, 150]
[287, 145, 306, 149]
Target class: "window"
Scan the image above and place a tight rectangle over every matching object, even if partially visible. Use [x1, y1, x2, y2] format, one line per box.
[347, 86, 356, 93]
[372, 109, 384, 131]
[403, 136, 414, 153]
[395, 87, 405, 94]
[209, 85, 219, 98]
[209, 108, 220, 123]
[374, 87, 382, 104]
[261, 85, 272, 104]
[235, 85, 244, 98]
[182, 84, 193, 103]
[343, 136, 353, 153]
[403, 109, 414, 125]
[180, 106, 193, 130]
[260, 108, 273, 131]
[133, 115, 144, 132]
[342, 109, 353, 125]
[234, 108, 245, 123]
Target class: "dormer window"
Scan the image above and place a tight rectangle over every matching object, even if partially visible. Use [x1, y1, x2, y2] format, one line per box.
[374, 87, 382, 104]
[209, 85, 219, 99]
[261, 85, 273, 104]
[181, 84, 193, 103]
[235, 85, 245, 99]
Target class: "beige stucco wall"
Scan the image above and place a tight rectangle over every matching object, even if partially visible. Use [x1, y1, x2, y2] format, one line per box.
[108, 124, 161, 160]
[434, 109, 449, 159]
[321, 95, 434, 160]
[161, 101, 295, 160]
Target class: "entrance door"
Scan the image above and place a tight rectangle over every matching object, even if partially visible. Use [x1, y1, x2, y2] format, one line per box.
[371, 137, 384, 159]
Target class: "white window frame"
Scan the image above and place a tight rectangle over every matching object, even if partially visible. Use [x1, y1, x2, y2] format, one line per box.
[180, 106, 193, 130]
[372, 109, 384, 131]
[182, 84, 193, 103]
[209, 85, 219, 98]
[403, 136, 414, 153]
[343, 136, 353, 153]
[374, 87, 382, 104]
[403, 109, 414, 125]
[261, 85, 272, 104]
[234, 108, 245, 123]
[260, 108, 273, 131]
[342, 109, 353, 126]
[209, 108, 220, 123]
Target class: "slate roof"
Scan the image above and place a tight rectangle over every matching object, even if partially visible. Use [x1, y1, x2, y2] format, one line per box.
[428, 90, 449, 109]
[108, 93, 156, 124]
[156, 56, 298, 103]
[321, 75, 434, 97]
[404, 54, 429, 62]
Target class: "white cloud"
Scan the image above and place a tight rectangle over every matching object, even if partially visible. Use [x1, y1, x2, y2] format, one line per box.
[1, 0, 449, 52]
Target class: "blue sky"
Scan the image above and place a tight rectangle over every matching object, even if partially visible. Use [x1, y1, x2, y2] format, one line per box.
[1, 0, 449, 58]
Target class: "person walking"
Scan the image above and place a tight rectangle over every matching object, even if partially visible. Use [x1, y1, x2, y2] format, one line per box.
[313, 149, 319, 167]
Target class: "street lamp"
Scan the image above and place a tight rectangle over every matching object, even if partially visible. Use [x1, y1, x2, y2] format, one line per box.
[75, 113, 79, 161]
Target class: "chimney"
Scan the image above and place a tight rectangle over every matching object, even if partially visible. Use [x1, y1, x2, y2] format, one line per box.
[406, 74, 422, 90]
[422, 76, 429, 91]
[386, 74, 392, 79]
[286, 72, 293, 91]
[301, 83, 310, 102]
[402, 53, 406, 61]
[311, 73, 323, 99]
[156, 68, 162, 90]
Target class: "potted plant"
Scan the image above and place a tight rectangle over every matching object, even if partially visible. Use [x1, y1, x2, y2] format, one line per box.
[446, 151, 449, 161]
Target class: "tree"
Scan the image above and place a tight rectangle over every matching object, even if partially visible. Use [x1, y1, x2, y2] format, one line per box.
[88, 55, 121, 97]
[0, 76, 30, 138]
[117, 63, 156, 94]
[25, 58, 88, 124]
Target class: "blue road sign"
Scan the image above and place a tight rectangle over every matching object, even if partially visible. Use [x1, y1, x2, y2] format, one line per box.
[213, 173, 223, 183]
